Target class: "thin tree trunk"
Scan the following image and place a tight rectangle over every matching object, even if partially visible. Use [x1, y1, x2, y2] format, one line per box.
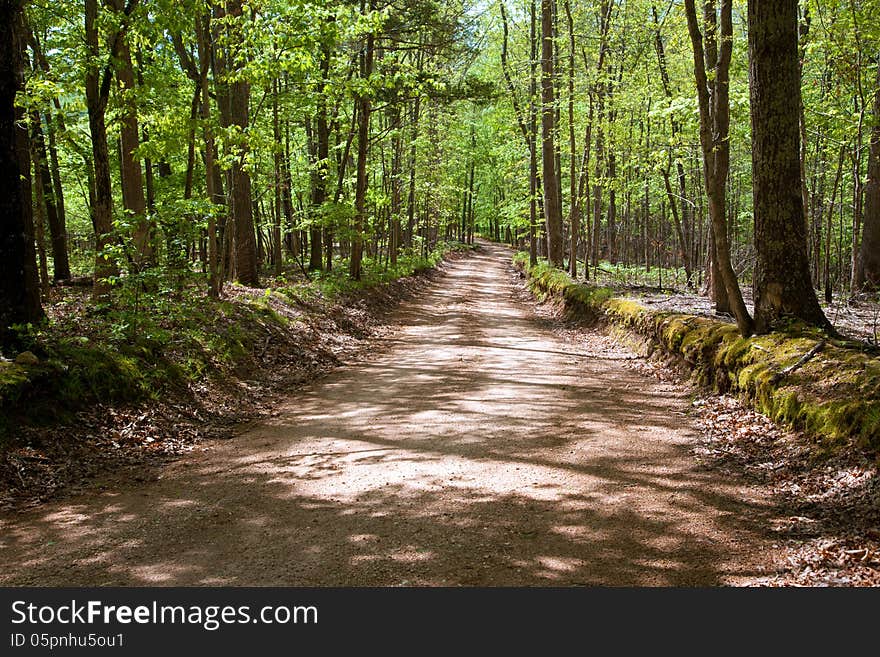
[564, 0, 577, 277]
[685, 0, 752, 335]
[652, 4, 694, 287]
[111, 0, 152, 270]
[405, 95, 420, 251]
[529, 0, 538, 265]
[196, 13, 220, 297]
[29, 112, 49, 293]
[30, 110, 70, 281]
[85, 0, 135, 300]
[540, 0, 563, 267]
[25, 30, 71, 281]
[824, 144, 846, 302]
[272, 77, 283, 277]
[856, 65, 880, 291]
[350, 2, 374, 281]
[214, 0, 258, 286]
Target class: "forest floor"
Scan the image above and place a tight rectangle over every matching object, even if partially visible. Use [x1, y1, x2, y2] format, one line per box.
[620, 288, 879, 346]
[1, 242, 877, 585]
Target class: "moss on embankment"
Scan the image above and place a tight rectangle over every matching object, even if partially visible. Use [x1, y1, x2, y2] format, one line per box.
[513, 250, 880, 452]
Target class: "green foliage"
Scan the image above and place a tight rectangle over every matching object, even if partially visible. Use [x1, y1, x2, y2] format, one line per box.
[283, 240, 470, 301]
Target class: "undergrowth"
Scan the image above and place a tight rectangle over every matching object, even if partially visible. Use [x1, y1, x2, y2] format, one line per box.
[0, 241, 471, 443]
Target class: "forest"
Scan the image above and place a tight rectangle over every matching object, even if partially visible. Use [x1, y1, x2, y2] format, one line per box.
[1, 0, 879, 588]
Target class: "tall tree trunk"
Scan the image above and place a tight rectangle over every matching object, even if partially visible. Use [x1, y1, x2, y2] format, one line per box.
[44, 112, 70, 280]
[30, 110, 70, 281]
[28, 111, 49, 292]
[350, 2, 374, 281]
[308, 47, 331, 272]
[824, 144, 846, 303]
[499, 0, 538, 265]
[575, 1, 612, 279]
[564, 0, 577, 277]
[747, 0, 829, 332]
[390, 101, 402, 265]
[85, 0, 133, 300]
[0, 0, 43, 343]
[272, 77, 283, 277]
[196, 13, 220, 297]
[111, 0, 152, 270]
[856, 66, 880, 291]
[214, 0, 258, 286]
[540, 0, 563, 267]
[25, 30, 71, 281]
[652, 4, 694, 287]
[529, 0, 538, 265]
[405, 95, 420, 251]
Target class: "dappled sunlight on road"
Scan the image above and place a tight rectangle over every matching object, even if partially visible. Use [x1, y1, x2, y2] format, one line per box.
[0, 243, 773, 586]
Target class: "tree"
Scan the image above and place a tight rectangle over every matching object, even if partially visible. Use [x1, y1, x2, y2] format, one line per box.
[306, 43, 331, 272]
[349, 0, 375, 282]
[856, 65, 880, 291]
[652, 4, 693, 289]
[685, 0, 752, 336]
[0, 0, 43, 345]
[85, 0, 135, 300]
[748, 0, 829, 333]
[110, 0, 152, 271]
[540, 0, 563, 268]
[213, 0, 258, 287]
[498, 0, 538, 266]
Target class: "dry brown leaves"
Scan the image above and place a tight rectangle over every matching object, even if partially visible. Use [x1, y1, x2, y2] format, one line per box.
[688, 393, 880, 586]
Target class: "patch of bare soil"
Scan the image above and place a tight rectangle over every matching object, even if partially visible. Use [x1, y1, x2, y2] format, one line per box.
[1, 242, 775, 586]
[0, 263, 450, 512]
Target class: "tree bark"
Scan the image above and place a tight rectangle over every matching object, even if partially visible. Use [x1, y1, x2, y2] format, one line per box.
[272, 77, 283, 277]
[214, 0, 258, 286]
[856, 65, 880, 291]
[564, 0, 577, 277]
[686, 0, 753, 335]
[25, 30, 72, 283]
[85, 0, 135, 301]
[529, 0, 538, 265]
[390, 101, 402, 265]
[110, 0, 152, 270]
[747, 0, 829, 332]
[0, 0, 43, 343]
[28, 111, 49, 292]
[308, 46, 331, 272]
[29, 110, 70, 281]
[349, 2, 374, 281]
[196, 14, 220, 297]
[652, 4, 693, 287]
[540, 0, 563, 267]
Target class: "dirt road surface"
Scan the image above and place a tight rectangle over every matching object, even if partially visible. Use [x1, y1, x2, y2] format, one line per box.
[0, 243, 773, 586]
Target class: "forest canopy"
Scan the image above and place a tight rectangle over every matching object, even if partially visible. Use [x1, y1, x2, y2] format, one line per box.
[0, 0, 878, 343]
